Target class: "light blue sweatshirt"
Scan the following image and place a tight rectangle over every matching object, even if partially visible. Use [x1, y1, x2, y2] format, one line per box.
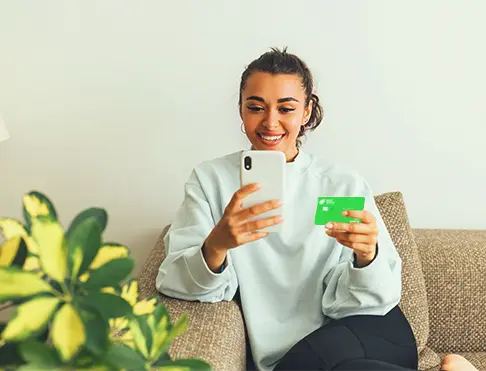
[156, 150, 402, 371]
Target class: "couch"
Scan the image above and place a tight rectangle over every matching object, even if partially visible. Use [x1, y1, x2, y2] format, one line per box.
[137, 192, 486, 371]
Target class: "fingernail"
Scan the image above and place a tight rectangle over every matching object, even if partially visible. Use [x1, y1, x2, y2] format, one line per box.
[277, 216, 284, 222]
[326, 223, 333, 229]
[342, 211, 348, 216]
[276, 199, 283, 206]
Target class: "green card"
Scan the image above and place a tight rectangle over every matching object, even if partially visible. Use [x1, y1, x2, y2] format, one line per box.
[314, 197, 366, 225]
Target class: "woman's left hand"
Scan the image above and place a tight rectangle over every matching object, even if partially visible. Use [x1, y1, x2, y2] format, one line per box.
[325, 210, 379, 268]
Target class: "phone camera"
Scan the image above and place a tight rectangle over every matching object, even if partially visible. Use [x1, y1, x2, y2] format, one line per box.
[244, 156, 252, 170]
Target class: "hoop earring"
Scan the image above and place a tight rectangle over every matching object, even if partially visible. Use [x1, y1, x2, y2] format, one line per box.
[241, 123, 246, 134]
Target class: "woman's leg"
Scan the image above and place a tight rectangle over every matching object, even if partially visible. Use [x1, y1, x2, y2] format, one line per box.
[274, 305, 418, 371]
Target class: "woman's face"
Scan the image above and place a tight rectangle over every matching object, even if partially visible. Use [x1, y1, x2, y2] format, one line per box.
[240, 72, 312, 162]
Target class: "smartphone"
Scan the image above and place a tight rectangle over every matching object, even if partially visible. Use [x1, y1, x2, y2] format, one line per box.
[240, 150, 285, 233]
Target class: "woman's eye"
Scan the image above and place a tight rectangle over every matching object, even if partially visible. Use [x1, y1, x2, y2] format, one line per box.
[279, 107, 295, 113]
[248, 106, 264, 112]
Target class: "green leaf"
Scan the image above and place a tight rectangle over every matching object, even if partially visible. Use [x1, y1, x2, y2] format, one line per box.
[15, 363, 66, 371]
[0, 333, 23, 366]
[31, 219, 67, 283]
[75, 364, 112, 370]
[0, 267, 54, 302]
[76, 304, 109, 356]
[16, 364, 56, 371]
[11, 237, 28, 268]
[155, 359, 211, 371]
[129, 315, 152, 359]
[88, 243, 129, 270]
[0, 236, 28, 268]
[81, 292, 132, 320]
[148, 315, 169, 360]
[1, 296, 60, 341]
[103, 343, 148, 371]
[152, 352, 171, 366]
[150, 313, 188, 361]
[82, 258, 134, 289]
[51, 303, 86, 362]
[18, 340, 60, 367]
[67, 207, 108, 235]
[0, 219, 40, 256]
[167, 313, 188, 342]
[152, 302, 171, 325]
[67, 216, 102, 279]
[0, 218, 27, 240]
[23, 191, 57, 234]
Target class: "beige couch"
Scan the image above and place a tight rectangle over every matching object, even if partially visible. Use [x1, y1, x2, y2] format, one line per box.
[138, 192, 486, 371]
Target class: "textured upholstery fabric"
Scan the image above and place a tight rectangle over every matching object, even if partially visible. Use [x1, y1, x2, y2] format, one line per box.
[414, 229, 486, 353]
[139, 194, 486, 371]
[375, 192, 440, 369]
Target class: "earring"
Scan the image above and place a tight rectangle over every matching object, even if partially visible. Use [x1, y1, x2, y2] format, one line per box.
[241, 123, 246, 134]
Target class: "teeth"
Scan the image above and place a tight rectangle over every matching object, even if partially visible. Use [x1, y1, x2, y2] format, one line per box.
[260, 134, 284, 141]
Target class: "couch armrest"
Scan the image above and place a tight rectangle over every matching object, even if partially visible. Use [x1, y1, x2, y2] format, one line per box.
[413, 228, 486, 353]
[137, 226, 246, 371]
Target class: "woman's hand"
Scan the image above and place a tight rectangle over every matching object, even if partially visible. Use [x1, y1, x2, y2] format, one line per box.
[203, 183, 283, 271]
[325, 210, 379, 268]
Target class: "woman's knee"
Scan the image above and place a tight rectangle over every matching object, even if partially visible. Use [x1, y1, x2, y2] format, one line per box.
[328, 305, 417, 347]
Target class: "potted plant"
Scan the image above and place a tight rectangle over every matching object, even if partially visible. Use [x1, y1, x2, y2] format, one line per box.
[0, 191, 211, 371]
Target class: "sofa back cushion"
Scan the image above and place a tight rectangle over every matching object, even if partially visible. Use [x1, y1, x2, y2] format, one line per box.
[375, 192, 440, 369]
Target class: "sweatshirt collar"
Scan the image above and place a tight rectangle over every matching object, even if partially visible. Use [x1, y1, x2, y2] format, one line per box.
[287, 149, 313, 174]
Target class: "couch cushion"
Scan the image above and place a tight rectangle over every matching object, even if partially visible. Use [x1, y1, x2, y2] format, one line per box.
[375, 192, 440, 369]
[414, 229, 486, 353]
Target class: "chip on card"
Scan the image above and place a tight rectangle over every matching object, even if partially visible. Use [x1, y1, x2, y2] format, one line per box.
[314, 197, 365, 225]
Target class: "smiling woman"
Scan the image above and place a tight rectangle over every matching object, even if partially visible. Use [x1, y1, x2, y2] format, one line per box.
[155, 48, 477, 371]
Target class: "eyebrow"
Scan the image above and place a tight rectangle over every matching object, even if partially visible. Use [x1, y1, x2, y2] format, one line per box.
[246, 96, 299, 103]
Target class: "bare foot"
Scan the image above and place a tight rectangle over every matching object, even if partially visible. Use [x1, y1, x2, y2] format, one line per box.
[440, 354, 477, 371]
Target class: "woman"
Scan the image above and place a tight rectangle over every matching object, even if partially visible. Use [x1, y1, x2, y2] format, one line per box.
[156, 48, 476, 371]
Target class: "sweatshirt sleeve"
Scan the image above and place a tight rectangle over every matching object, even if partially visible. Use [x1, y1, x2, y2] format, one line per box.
[155, 170, 238, 303]
[321, 178, 402, 319]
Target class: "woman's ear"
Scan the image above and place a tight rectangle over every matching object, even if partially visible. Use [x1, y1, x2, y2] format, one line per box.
[304, 99, 313, 123]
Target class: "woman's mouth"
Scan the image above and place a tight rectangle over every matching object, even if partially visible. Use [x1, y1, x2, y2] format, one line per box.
[257, 133, 286, 146]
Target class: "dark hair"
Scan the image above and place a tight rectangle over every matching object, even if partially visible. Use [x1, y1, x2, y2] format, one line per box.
[238, 47, 324, 148]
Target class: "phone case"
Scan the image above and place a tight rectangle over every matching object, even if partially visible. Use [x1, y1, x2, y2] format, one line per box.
[240, 150, 285, 233]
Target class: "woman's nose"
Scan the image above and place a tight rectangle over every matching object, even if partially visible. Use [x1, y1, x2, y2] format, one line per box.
[264, 110, 280, 128]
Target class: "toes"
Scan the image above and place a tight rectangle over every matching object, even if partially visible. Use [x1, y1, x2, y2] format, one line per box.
[441, 354, 477, 371]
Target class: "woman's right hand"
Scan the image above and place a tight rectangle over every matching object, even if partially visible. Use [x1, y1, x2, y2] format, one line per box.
[202, 183, 283, 272]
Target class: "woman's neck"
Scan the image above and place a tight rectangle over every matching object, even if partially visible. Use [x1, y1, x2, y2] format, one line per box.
[286, 148, 299, 163]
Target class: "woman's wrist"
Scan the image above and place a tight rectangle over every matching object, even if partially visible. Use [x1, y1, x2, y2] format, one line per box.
[353, 245, 378, 268]
[202, 241, 227, 273]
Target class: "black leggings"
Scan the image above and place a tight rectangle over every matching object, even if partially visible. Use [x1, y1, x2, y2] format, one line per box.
[274, 305, 421, 371]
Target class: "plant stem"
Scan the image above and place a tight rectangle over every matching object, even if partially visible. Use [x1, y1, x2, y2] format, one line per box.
[0, 302, 14, 312]
[60, 280, 71, 300]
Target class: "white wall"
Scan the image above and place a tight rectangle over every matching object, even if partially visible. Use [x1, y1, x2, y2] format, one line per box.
[1, 0, 485, 274]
